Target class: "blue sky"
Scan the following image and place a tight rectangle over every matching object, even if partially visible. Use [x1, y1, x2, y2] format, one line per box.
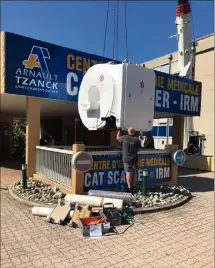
[1, 1, 214, 63]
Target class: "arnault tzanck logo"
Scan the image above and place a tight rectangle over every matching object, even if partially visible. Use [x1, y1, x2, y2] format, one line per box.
[15, 45, 58, 93]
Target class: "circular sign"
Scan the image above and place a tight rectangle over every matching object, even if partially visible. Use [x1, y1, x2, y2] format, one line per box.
[173, 150, 186, 166]
[72, 152, 93, 172]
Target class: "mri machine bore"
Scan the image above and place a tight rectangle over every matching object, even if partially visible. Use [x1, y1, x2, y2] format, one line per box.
[78, 63, 156, 132]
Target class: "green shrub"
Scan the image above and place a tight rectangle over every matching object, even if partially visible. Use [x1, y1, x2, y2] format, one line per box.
[12, 119, 26, 159]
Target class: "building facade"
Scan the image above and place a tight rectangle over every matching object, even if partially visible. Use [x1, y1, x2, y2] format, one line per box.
[143, 33, 214, 156]
[0, 31, 211, 162]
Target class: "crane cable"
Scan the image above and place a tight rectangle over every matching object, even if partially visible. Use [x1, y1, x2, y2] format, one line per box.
[112, 0, 117, 60]
[124, 0, 129, 61]
[188, 0, 196, 80]
[102, 0, 110, 62]
[112, 0, 120, 61]
[102, 0, 129, 62]
[115, 0, 119, 61]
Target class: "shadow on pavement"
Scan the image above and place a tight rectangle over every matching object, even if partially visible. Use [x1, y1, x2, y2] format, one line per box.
[0, 160, 24, 170]
[1, 161, 214, 193]
[179, 176, 214, 192]
[178, 167, 211, 176]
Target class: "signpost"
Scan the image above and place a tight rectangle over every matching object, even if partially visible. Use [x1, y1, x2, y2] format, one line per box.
[72, 151, 93, 173]
[173, 150, 186, 166]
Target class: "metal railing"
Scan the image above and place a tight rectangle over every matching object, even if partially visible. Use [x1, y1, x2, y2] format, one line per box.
[86, 146, 111, 152]
[50, 145, 111, 152]
[36, 145, 171, 189]
[36, 146, 72, 188]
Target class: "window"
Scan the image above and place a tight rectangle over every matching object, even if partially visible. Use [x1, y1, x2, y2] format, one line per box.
[154, 64, 170, 74]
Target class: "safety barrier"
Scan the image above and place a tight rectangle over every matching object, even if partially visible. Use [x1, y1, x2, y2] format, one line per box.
[36, 145, 172, 192]
[36, 146, 72, 188]
[35, 146, 111, 188]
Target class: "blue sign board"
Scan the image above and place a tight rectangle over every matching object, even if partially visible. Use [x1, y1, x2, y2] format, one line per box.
[154, 71, 202, 116]
[4, 32, 202, 116]
[84, 153, 171, 191]
[4, 32, 113, 102]
[173, 150, 186, 166]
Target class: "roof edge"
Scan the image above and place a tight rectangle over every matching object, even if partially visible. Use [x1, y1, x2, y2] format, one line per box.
[142, 33, 214, 65]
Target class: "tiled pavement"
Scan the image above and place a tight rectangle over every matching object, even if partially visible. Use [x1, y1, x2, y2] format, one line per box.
[0, 161, 22, 189]
[1, 163, 214, 268]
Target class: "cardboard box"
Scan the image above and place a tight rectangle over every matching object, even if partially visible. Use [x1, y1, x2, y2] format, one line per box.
[70, 204, 92, 227]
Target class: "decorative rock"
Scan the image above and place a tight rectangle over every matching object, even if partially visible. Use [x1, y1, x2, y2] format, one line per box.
[134, 184, 190, 209]
[53, 186, 59, 193]
[55, 192, 63, 199]
[33, 188, 39, 194]
[14, 180, 66, 204]
[141, 201, 146, 207]
[134, 201, 142, 208]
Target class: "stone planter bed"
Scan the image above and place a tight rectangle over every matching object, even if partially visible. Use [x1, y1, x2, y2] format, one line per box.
[10, 179, 191, 214]
[13, 180, 66, 206]
[132, 185, 191, 214]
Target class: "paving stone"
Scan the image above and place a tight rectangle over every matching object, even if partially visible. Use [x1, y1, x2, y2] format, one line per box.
[1, 166, 214, 268]
[1, 263, 14, 268]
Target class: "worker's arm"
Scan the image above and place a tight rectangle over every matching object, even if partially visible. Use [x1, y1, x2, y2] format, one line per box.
[116, 128, 123, 142]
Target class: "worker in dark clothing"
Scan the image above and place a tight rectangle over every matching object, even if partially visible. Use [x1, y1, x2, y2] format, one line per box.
[40, 136, 48, 146]
[40, 135, 53, 146]
[116, 127, 141, 195]
[143, 131, 155, 149]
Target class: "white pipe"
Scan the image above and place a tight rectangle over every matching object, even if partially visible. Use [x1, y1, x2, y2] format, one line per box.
[69, 210, 74, 219]
[156, 122, 160, 149]
[166, 55, 172, 146]
[32, 207, 54, 217]
[65, 194, 123, 210]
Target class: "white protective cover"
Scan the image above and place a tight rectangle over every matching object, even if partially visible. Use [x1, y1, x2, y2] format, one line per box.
[78, 63, 155, 131]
